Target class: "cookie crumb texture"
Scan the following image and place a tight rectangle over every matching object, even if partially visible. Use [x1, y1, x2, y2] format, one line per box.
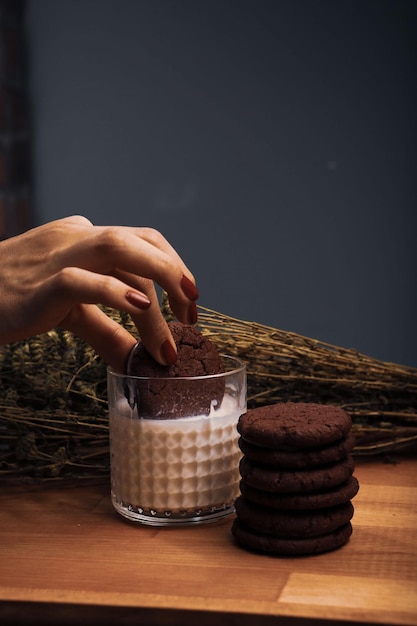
[127, 322, 225, 418]
[233, 402, 359, 556]
[237, 402, 352, 448]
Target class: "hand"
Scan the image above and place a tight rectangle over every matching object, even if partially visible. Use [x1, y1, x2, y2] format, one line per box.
[0, 215, 199, 372]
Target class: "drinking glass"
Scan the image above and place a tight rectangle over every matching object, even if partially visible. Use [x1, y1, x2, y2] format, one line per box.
[107, 355, 246, 525]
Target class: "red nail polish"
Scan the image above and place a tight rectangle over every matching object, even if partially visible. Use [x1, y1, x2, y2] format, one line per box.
[181, 274, 199, 301]
[188, 302, 198, 325]
[126, 291, 151, 310]
[161, 339, 177, 365]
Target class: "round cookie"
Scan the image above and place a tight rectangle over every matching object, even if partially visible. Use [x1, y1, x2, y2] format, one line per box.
[237, 403, 352, 449]
[239, 455, 354, 494]
[239, 476, 359, 511]
[126, 322, 225, 418]
[234, 496, 354, 537]
[238, 433, 356, 470]
[231, 519, 353, 556]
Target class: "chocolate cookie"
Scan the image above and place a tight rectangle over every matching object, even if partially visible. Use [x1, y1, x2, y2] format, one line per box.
[239, 476, 359, 511]
[231, 519, 353, 556]
[239, 455, 354, 494]
[237, 403, 352, 449]
[238, 433, 356, 470]
[126, 322, 225, 418]
[234, 496, 354, 537]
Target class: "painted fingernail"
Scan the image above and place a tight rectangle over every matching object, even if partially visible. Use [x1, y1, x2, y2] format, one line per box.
[161, 339, 177, 365]
[180, 274, 199, 301]
[125, 291, 151, 310]
[188, 302, 198, 325]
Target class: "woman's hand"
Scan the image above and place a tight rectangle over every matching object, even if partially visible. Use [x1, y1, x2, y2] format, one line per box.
[0, 215, 199, 372]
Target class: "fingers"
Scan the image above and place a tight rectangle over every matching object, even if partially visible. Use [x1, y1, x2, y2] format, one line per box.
[15, 218, 200, 368]
[134, 227, 200, 324]
[25, 220, 199, 319]
[61, 304, 137, 373]
[53, 226, 199, 323]
[49, 267, 180, 368]
[112, 267, 198, 327]
[126, 279, 179, 366]
[48, 266, 152, 314]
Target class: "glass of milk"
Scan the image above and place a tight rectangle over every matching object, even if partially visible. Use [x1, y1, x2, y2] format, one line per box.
[107, 355, 246, 525]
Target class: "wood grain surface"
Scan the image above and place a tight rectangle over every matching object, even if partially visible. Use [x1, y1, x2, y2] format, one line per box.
[0, 456, 416, 625]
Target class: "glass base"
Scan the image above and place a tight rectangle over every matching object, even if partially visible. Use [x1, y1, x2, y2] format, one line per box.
[112, 494, 236, 526]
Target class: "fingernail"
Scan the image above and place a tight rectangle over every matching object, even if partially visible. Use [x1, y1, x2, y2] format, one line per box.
[188, 302, 198, 325]
[161, 339, 177, 365]
[180, 274, 199, 301]
[125, 291, 151, 310]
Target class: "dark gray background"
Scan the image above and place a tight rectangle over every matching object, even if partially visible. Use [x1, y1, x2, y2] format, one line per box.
[25, 0, 416, 366]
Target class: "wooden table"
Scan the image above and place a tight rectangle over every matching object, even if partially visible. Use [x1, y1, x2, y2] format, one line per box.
[0, 455, 416, 626]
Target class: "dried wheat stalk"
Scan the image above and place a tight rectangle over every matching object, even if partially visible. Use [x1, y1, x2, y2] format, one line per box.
[194, 306, 417, 455]
[0, 304, 416, 482]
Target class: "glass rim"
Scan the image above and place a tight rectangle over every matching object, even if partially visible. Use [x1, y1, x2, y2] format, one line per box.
[107, 353, 246, 382]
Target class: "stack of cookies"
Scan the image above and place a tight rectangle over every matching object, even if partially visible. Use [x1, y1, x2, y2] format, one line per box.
[232, 402, 359, 556]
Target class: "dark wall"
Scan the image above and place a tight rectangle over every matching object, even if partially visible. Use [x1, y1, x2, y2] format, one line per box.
[25, 0, 417, 366]
[0, 0, 33, 238]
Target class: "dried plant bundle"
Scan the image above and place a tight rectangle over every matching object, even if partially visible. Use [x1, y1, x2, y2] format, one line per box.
[193, 306, 417, 455]
[0, 304, 416, 482]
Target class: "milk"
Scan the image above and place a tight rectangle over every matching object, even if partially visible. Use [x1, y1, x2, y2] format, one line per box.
[109, 394, 243, 523]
